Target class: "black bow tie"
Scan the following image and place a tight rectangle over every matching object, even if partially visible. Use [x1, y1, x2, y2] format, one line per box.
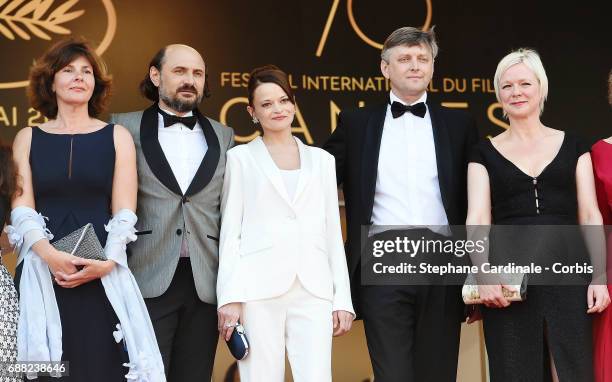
[158, 107, 197, 129]
[390, 101, 427, 119]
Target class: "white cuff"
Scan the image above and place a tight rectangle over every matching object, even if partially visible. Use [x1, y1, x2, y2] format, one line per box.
[104, 209, 137, 267]
[6, 206, 53, 252]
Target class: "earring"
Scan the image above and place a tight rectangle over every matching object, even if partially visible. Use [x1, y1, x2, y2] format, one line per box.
[252, 116, 259, 124]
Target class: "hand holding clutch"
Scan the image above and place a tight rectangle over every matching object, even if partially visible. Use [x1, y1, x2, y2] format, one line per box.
[41, 247, 78, 279]
[474, 284, 516, 308]
[462, 272, 527, 306]
[218, 302, 249, 360]
[51, 223, 113, 287]
[225, 322, 249, 360]
[54, 257, 116, 288]
[218, 302, 242, 340]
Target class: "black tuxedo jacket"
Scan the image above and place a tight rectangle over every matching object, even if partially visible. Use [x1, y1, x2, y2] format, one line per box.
[323, 99, 479, 279]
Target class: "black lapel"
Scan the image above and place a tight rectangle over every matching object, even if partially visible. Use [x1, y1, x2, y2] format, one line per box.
[184, 109, 221, 196]
[427, 101, 453, 214]
[361, 102, 387, 224]
[140, 103, 183, 196]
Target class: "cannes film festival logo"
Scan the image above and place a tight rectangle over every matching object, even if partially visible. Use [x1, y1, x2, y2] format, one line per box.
[317, 0, 433, 56]
[0, 0, 116, 89]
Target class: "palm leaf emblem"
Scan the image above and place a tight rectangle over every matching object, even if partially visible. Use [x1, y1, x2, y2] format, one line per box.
[0, 0, 84, 41]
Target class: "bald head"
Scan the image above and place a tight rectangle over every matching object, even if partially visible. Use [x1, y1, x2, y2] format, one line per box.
[140, 43, 210, 111]
[163, 44, 205, 70]
[165, 44, 200, 53]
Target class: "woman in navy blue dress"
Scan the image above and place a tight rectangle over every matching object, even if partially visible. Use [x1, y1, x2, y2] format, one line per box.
[10, 38, 148, 381]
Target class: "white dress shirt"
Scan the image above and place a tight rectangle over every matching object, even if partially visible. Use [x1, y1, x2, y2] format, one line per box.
[371, 91, 449, 229]
[158, 107, 208, 257]
[157, 108, 208, 194]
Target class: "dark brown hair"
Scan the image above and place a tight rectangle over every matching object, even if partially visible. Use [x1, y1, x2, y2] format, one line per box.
[0, 142, 20, 224]
[27, 37, 112, 119]
[139, 46, 211, 101]
[247, 65, 295, 106]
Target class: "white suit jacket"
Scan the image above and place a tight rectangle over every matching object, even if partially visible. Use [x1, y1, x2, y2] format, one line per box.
[217, 136, 354, 314]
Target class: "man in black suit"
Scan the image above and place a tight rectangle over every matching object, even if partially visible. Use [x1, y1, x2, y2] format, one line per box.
[324, 27, 478, 381]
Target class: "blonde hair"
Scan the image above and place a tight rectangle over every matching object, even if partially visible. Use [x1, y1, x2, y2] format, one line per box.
[494, 48, 548, 116]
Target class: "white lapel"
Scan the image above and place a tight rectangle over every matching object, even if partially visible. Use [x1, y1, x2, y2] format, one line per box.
[247, 137, 293, 207]
[292, 137, 312, 204]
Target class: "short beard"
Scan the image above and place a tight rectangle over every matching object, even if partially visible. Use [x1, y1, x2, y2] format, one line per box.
[159, 82, 203, 113]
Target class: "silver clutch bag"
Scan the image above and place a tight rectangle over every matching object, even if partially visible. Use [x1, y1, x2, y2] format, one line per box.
[51, 223, 106, 262]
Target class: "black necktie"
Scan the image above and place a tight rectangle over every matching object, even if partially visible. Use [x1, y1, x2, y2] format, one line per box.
[390, 101, 427, 119]
[158, 107, 197, 129]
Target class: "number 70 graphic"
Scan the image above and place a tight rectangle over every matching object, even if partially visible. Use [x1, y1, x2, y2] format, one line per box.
[316, 0, 433, 57]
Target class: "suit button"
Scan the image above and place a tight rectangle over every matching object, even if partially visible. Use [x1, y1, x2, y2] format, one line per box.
[176, 229, 183, 235]
[182, 196, 189, 204]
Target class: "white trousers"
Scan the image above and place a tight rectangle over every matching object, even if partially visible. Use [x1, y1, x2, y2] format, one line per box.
[238, 279, 333, 382]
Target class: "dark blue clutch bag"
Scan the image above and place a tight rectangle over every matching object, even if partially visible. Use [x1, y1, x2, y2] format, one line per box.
[226, 323, 249, 360]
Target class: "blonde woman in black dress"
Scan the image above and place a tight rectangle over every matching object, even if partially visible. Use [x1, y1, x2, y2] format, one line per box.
[466, 49, 610, 381]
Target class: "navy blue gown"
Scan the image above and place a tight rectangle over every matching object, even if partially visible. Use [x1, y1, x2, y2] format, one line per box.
[22, 124, 128, 381]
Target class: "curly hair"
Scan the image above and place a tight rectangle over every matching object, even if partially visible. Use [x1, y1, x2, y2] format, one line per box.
[0, 142, 20, 224]
[27, 37, 112, 119]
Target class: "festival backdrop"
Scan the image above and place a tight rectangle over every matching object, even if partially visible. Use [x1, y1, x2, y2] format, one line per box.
[1, 1, 609, 380]
[0, 0, 610, 145]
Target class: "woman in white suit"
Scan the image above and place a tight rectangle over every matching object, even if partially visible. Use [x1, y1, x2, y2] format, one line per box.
[217, 65, 355, 381]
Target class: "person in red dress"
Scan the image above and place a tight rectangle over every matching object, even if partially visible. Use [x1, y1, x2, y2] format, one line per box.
[592, 70, 612, 382]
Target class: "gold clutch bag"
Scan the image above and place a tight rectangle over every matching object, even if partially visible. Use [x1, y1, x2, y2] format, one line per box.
[462, 273, 527, 304]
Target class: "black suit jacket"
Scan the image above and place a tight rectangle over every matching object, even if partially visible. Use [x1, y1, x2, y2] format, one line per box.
[323, 99, 479, 281]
